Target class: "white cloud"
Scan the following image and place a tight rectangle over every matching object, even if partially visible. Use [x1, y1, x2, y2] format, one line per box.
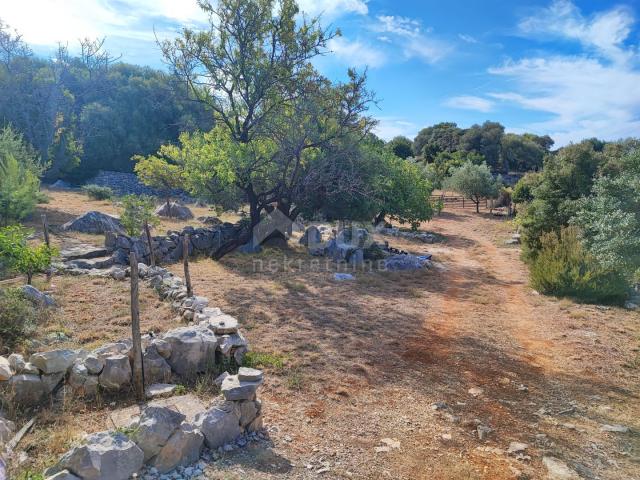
[296, 0, 368, 18]
[488, 55, 640, 145]
[518, 0, 636, 64]
[445, 95, 494, 112]
[1, 0, 204, 46]
[328, 36, 386, 68]
[373, 117, 418, 141]
[374, 15, 450, 63]
[458, 34, 478, 44]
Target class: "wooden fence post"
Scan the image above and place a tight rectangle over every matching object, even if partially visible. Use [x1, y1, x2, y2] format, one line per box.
[183, 234, 193, 297]
[129, 252, 145, 400]
[41, 214, 50, 248]
[144, 221, 155, 268]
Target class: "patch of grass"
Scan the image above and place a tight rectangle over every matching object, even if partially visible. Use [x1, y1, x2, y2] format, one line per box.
[286, 366, 305, 391]
[115, 425, 139, 438]
[15, 471, 44, 480]
[242, 351, 287, 371]
[82, 184, 113, 200]
[281, 279, 310, 294]
[174, 384, 187, 395]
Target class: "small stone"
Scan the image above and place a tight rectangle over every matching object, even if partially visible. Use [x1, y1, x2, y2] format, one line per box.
[507, 442, 528, 455]
[542, 456, 580, 479]
[8, 353, 26, 374]
[213, 372, 229, 388]
[333, 273, 355, 281]
[468, 387, 484, 397]
[220, 375, 262, 401]
[0, 416, 16, 442]
[441, 433, 452, 441]
[145, 384, 178, 399]
[208, 315, 238, 335]
[84, 354, 105, 375]
[601, 424, 629, 433]
[477, 425, 492, 441]
[44, 470, 81, 480]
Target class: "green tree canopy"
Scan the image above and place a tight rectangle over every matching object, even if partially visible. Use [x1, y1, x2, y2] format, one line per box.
[387, 136, 413, 159]
[445, 161, 501, 213]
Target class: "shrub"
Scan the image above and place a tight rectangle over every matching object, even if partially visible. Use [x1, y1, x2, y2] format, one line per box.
[0, 226, 55, 284]
[0, 288, 47, 351]
[120, 195, 159, 237]
[82, 184, 113, 200]
[530, 226, 628, 304]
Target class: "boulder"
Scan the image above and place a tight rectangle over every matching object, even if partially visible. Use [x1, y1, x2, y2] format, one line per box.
[217, 332, 248, 356]
[151, 339, 172, 359]
[8, 374, 48, 406]
[132, 406, 185, 461]
[0, 356, 11, 381]
[143, 350, 172, 384]
[29, 349, 77, 374]
[220, 374, 262, 401]
[61, 211, 125, 235]
[57, 431, 144, 480]
[0, 416, 16, 443]
[181, 296, 209, 313]
[8, 353, 25, 374]
[68, 363, 99, 396]
[93, 340, 132, 360]
[163, 326, 218, 376]
[21, 285, 56, 307]
[152, 423, 204, 473]
[41, 372, 65, 393]
[237, 399, 260, 428]
[155, 202, 194, 220]
[194, 402, 242, 449]
[84, 355, 105, 375]
[299, 226, 322, 247]
[98, 355, 132, 390]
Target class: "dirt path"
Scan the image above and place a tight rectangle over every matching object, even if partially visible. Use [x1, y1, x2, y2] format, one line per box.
[182, 209, 640, 479]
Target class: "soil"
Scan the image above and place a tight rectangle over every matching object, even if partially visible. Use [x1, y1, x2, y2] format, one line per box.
[5, 193, 640, 479]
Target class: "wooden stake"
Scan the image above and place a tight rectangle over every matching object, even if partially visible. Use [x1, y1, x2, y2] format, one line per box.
[183, 234, 192, 297]
[144, 221, 155, 267]
[129, 252, 145, 400]
[41, 214, 50, 248]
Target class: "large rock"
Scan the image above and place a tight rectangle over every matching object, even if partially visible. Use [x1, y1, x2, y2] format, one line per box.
[57, 431, 144, 480]
[0, 416, 16, 443]
[41, 372, 65, 393]
[21, 285, 56, 307]
[61, 211, 124, 235]
[237, 399, 261, 428]
[152, 423, 204, 473]
[207, 314, 238, 334]
[132, 406, 185, 461]
[163, 326, 218, 376]
[8, 374, 48, 406]
[29, 349, 77, 374]
[84, 355, 105, 375]
[0, 356, 11, 381]
[155, 202, 194, 220]
[142, 350, 172, 384]
[220, 374, 262, 401]
[299, 226, 322, 247]
[194, 402, 242, 449]
[8, 353, 26, 374]
[93, 340, 132, 360]
[68, 363, 99, 397]
[98, 355, 132, 390]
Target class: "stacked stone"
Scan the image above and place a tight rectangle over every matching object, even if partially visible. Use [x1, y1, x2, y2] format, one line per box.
[45, 368, 264, 480]
[0, 265, 250, 408]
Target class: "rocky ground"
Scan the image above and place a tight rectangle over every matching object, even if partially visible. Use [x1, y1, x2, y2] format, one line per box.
[4, 191, 639, 479]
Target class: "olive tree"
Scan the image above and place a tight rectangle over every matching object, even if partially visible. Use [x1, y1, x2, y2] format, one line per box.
[445, 161, 501, 213]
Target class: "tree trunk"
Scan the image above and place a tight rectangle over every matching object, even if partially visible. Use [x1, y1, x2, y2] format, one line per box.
[374, 211, 386, 226]
[27, 272, 32, 285]
[166, 197, 171, 219]
[475, 201, 480, 213]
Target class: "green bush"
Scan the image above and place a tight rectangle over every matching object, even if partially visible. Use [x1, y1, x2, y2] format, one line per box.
[82, 184, 113, 200]
[530, 226, 628, 304]
[0, 288, 47, 351]
[120, 195, 159, 237]
[0, 226, 55, 284]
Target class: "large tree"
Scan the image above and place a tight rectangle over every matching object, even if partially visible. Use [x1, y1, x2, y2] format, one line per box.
[445, 161, 501, 213]
[157, 0, 375, 255]
[413, 122, 463, 160]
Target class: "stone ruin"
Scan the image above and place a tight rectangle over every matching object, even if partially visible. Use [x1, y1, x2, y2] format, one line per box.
[0, 263, 262, 480]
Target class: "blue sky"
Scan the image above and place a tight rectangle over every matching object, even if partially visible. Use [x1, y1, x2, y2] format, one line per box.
[3, 0, 639, 146]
